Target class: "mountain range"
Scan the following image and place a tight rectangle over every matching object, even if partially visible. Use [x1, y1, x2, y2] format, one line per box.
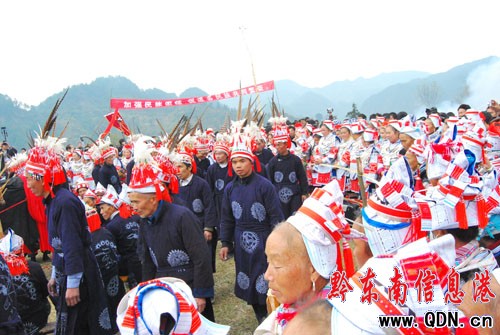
[0, 56, 498, 149]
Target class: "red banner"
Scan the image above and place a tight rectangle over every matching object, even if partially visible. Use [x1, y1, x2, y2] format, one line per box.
[109, 80, 274, 110]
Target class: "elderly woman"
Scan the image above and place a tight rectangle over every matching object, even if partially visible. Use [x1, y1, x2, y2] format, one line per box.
[398, 126, 422, 152]
[424, 113, 443, 141]
[284, 236, 463, 335]
[254, 179, 351, 335]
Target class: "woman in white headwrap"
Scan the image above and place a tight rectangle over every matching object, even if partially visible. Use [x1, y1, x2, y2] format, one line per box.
[379, 124, 403, 170]
[333, 125, 355, 191]
[424, 113, 443, 142]
[310, 121, 340, 187]
[254, 180, 354, 335]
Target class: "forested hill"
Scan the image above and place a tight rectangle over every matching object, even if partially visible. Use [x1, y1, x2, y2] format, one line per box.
[0, 56, 497, 149]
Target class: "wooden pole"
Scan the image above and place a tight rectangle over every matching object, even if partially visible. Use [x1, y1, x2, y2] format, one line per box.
[356, 157, 367, 208]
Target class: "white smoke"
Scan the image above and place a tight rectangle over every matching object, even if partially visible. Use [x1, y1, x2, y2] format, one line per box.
[410, 58, 500, 119]
[466, 58, 500, 111]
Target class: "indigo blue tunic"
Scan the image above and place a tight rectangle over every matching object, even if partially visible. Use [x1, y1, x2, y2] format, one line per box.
[177, 175, 217, 231]
[137, 201, 214, 299]
[267, 152, 308, 219]
[104, 213, 142, 288]
[220, 172, 284, 305]
[45, 186, 113, 335]
[206, 163, 233, 225]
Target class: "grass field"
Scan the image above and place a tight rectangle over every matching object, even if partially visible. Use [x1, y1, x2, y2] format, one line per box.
[213, 253, 260, 334]
[41, 245, 258, 334]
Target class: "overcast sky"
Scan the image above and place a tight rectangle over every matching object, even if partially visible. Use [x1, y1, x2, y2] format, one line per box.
[1, 0, 499, 106]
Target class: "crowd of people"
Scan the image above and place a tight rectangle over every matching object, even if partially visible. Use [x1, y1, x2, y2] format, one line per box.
[1, 98, 500, 334]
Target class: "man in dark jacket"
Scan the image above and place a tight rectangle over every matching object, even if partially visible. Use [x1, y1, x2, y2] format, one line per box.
[127, 150, 215, 322]
[98, 149, 122, 194]
[25, 136, 113, 335]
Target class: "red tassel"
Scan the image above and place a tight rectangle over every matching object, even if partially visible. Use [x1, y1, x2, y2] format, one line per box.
[86, 212, 102, 232]
[342, 240, 355, 278]
[161, 189, 172, 204]
[414, 176, 425, 192]
[44, 176, 55, 198]
[154, 182, 163, 202]
[169, 178, 179, 195]
[228, 161, 233, 177]
[456, 200, 468, 229]
[119, 203, 133, 219]
[477, 196, 488, 229]
[191, 159, 197, 175]
[254, 155, 262, 173]
[336, 243, 343, 272]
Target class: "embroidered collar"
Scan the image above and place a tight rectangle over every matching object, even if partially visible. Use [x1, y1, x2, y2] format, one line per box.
[275, 285, 331, 329]
[276, 304, 297, 327]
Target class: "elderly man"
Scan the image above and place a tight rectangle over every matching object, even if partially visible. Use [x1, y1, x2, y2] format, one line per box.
[127, 141, 215, 321]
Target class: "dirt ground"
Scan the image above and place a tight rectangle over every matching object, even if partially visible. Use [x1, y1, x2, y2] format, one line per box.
[40, 244, 258, 334]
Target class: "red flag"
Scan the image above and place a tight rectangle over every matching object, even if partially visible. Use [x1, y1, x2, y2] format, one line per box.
[105, 110, 131, 136]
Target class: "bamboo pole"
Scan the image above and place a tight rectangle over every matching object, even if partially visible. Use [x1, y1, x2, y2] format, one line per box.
[356, 157, 367, 207]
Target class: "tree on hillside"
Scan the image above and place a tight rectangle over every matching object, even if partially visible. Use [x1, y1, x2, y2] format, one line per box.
[345, 103, 360, 119]
[417, 81, 441, 107]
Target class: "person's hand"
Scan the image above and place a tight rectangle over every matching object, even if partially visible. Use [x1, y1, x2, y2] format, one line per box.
[219, 247, 229, 261]
[66, 287, 80, 307]
[301, 195, 308, 202]
[204, 231, 213, 241]
[48, 278, 58, 297]
[195, 298, 206, 313]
